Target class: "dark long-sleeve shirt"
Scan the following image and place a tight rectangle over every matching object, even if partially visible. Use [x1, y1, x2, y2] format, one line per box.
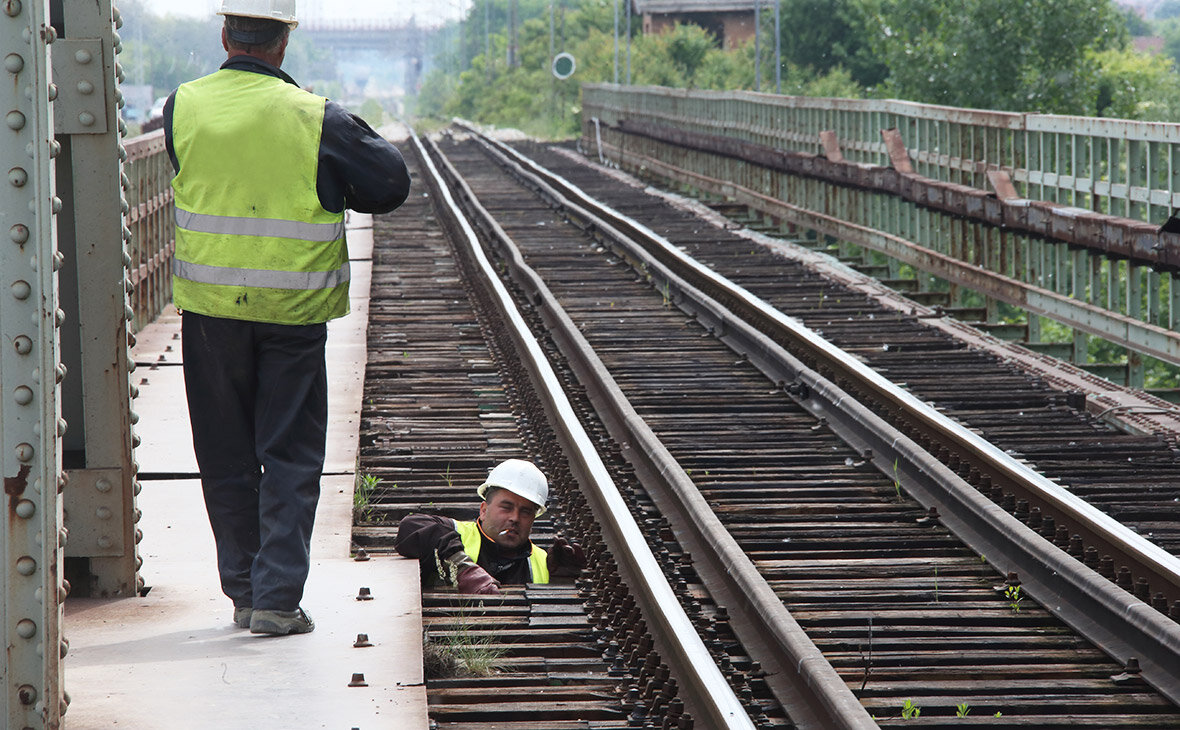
[396, 513, 535, 586]
[163, 55, 410, 215]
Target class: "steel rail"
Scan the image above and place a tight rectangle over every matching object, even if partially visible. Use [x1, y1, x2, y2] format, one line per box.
[456, 122, 1180, 707]
[409, 128, 756, 730]
[430, 134, 878, 728]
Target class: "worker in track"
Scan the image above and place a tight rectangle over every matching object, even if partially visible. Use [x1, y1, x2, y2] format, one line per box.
[164, 0, 411, 635]
[395, 459, 587, 594]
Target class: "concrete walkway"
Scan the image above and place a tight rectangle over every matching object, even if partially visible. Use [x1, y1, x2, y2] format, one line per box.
[63, 213, 427, 729]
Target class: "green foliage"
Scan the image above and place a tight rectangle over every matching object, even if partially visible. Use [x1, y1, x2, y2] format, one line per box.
[956, 702, 971, 718]
[777, 0, 887, 88]
[1122, 6, 1152, 36]
[354, 472, 380, 523]
[900, 699, 921, 719]
[1157, 0, 1180, 20]
[872, 0, 1126, 114]
[1004, 584, 1023, 612]
[1093, 47, 1180, 120]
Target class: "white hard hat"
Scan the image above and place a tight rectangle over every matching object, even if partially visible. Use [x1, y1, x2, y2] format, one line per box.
[217, 0, 299, 28]
[477, 459, 548, 517]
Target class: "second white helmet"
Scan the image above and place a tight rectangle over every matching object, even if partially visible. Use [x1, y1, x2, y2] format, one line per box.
[477, 459, 548, 516]
[218, 0, 298, 28]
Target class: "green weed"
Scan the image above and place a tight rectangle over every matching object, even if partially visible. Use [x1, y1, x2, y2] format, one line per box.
[900, 699, 921, 719]
[955, 702, 970, 718]
[1005, 584, 1023, 612]
[354, 472, 380, 523]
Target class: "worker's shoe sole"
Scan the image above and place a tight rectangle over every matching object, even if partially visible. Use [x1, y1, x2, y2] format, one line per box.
[249, 607, 314, 635]
[232, 606, 252, 629]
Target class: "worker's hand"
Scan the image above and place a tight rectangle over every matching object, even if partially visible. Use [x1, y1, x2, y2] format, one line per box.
[456, 563, 501, 594]
[547, 537, 587, 578]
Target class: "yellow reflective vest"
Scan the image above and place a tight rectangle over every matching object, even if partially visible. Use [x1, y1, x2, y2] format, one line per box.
[170, 68, 348, 325]
[454, 520, 549, 584]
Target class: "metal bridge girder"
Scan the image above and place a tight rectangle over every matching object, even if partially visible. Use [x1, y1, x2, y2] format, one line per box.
[54, 0, 142, 601]
[1, 0, 67, 725]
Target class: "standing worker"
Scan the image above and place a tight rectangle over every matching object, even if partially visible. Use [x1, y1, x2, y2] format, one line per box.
[164, 0, 411, 635]
[396, 459, 587, 593]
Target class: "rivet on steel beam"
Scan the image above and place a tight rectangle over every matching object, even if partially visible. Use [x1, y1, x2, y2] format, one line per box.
[353, 547, 370, 562]
[46, 83, 56, 101]
[78, 111, 95, 127]
[97, 536, 113, 550]
[10, 223, 29, 244]
[4, 53, 22, 73]
[347, 672, 368, 687]
[14, 335, 32, 355]
[96, 506, 112, 520]
[356, 586, 373, 601]
[9, 166, 26, 187]
[353, 633, 373, 648]
[15, 500, 34, 519]
[18, 685, 37, 707]
[16, 442, 33, 462]
[6, 110, 26, 130]
[95, 477, 112, 493]
[13, 385, 33, 405]
[15, 556, 35, 576]
[16, 619, 36, 639]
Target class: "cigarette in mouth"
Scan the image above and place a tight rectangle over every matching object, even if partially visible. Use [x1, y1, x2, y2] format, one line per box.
[498, 529, 509, 536]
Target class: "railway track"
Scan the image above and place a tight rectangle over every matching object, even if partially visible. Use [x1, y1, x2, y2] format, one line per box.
[355, 126, 1180, 728]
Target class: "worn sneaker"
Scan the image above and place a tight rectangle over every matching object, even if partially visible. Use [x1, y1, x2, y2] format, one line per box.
[232, 606, 253, 629]
[249, 607, 315, 635]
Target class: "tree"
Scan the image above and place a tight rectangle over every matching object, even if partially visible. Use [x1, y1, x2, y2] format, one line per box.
[1093, 47, 1180, 120]
[873, 0, 1126, 114]
[777, 0, 886, 88]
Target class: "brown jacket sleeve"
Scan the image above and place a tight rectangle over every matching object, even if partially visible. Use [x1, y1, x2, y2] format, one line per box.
[394, 513, 465, 562]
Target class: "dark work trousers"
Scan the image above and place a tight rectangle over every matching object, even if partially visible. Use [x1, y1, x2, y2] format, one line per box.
[181, 311, 327, 612]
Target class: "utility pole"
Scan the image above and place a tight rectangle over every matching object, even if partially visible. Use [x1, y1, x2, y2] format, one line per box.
[754, 0, 760, 92]
[613, 0, 619, 83]
[625, 0, 631, 85]
[774, 0, 781, 93]
[508, 0, 518, 67]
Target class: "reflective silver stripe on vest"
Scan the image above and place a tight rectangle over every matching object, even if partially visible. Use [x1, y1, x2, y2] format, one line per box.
[176, 207, 345, 243]
[173, 258, 350, 290]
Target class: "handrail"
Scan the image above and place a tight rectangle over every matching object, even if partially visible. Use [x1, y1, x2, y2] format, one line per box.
[123, 129, 175, 332]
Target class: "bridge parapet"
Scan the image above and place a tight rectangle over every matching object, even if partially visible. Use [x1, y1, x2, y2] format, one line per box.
[583, 84, 1180, 386]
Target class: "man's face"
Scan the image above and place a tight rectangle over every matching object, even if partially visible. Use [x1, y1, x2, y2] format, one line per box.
[479, 488, 539, 549]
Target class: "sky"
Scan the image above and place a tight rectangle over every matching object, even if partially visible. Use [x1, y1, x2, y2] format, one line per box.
[144, 0, 467, 26]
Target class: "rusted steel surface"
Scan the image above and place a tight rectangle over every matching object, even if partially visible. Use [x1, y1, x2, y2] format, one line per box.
[591, 129, 1180, 366]
[433, 133, 1180, 726]
[612, 118, 1180, 272]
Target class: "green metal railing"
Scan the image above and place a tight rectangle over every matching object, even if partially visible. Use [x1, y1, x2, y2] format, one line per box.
[582, 84, 1180, 386]
[124, 129, 175, 332]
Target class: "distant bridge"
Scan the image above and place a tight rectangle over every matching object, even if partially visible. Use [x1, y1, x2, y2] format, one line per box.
[302, 19, 437, 92]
